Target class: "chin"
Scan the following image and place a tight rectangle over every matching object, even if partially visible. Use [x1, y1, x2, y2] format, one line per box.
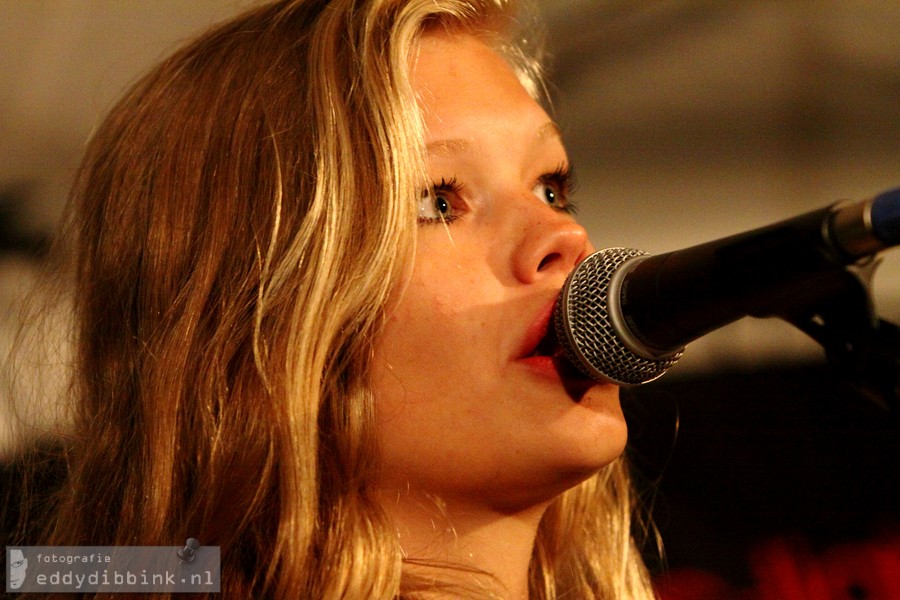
[517, 428, 628, 510]
[494, 461, 617, 513]
[552, 402, 628, 482]
[557, 437, 627, 483]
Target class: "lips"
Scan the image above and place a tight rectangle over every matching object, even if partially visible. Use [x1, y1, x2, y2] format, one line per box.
[517, 299, 598, 397]
[525, 314, 567, 362]
[517, 299, 560, 360]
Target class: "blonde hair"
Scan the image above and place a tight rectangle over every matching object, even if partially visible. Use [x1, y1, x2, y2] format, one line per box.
[28, 1, 657, 598]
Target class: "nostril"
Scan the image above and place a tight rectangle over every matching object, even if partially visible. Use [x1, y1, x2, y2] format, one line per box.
[537, 252, 561, 272]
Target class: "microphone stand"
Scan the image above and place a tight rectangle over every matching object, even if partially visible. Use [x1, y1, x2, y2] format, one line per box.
[777, 263, 900, 412]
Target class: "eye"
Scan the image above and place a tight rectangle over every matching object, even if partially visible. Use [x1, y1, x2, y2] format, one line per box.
[418, 177, 462, 225]
[532, 165, 577, 214]
[419, 189, 452, 220]
[532, 181, 562, 207]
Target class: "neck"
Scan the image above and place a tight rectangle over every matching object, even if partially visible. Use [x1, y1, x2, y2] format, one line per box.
[378, 489, 550, 599]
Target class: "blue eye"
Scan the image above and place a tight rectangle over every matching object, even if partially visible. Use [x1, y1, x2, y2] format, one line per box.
[533, 165, 578, 214]
[418, 178, 462, 225]
[532, 181, 562, 207]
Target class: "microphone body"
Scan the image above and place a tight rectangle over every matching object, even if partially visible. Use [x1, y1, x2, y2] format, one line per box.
[555, 188, 900, 386]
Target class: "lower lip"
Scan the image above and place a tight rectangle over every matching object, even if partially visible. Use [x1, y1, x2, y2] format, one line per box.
[518, 356, 608, 400]
[518, 355, 564, 380]
[517, 355, 602, 389]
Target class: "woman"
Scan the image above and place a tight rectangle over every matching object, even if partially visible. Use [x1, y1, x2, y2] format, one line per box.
[23, 0, 657, 597]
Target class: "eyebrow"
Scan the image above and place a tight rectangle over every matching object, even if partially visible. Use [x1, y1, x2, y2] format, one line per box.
[425, 120, 563, 157]
[537, 121, 563, 142]
[426, 138, 471, 157]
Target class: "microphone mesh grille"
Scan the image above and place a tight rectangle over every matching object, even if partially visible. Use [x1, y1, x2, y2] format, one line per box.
[554, 248, 681, 386]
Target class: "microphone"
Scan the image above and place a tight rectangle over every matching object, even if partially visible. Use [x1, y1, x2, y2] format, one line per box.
[554, 188, 900, 386]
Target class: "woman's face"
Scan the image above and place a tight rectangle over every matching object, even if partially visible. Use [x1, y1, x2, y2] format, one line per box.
[371, 30, 627, 511]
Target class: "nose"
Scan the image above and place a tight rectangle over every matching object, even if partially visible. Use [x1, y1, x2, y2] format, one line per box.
[511, 202, 590, 284]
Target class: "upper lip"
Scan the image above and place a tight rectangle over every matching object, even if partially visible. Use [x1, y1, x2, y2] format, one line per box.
[517, 298, 561, 360]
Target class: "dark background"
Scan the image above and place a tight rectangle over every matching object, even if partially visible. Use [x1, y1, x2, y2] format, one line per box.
[625, 361, 900, 590]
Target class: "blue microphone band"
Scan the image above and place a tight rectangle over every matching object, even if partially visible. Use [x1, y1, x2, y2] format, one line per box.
[872, 187, 900, 246]
[830, 188, 900, 259]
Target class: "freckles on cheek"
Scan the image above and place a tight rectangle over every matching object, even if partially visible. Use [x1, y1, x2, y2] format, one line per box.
[406, 271, 459, 319]
[385, 283, 455, 361]
[399, 250, 490, 356]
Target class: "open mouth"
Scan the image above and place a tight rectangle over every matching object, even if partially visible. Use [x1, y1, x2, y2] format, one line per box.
[529, 320, 566, 361]
[527, 321, 598, 399]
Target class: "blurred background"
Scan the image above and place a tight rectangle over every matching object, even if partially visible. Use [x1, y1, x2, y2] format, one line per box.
[2, 1, 899, 596]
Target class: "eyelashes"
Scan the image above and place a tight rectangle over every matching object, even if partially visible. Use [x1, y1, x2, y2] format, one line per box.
[536, 163, 578, 215]
[418, 177, 463, 225]
[417, 165, 579, 226]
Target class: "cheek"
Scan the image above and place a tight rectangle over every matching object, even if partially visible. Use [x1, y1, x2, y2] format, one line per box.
[383, 281, 451, 363]
[372, 266, 462, 395]
[369, 240, 504, 459]
[370, 263, 487, 420]
[387, 256, 486, 349]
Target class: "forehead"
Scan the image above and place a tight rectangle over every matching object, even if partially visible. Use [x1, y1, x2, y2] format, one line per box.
[410, 30, 551, 142]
